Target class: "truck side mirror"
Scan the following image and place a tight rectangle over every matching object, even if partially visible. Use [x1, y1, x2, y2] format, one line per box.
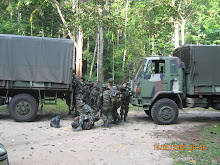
[129, 61, 134, 70]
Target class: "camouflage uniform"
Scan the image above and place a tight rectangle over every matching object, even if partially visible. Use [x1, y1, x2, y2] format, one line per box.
[72, 74, 83, 116]
[111, 85, 122, 124]
[89, 82, 100, 116]
[101, 78, 121, 127]
[82, 82, 90, 104]
[101, 85, 113, 127]
[72, 103, 96, 131]
[120, 84, 130, 121]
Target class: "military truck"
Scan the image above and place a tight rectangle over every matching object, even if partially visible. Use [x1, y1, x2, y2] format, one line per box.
[0, 34, 74, 122]
[130, 45, 220, 124]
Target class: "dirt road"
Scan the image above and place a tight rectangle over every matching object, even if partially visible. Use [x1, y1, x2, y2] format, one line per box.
[0, 108, 219, 165]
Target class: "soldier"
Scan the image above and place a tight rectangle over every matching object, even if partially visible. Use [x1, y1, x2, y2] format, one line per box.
[82, 79, 90, 105]
[111, 85, 122, 125]
[88, 80, 100, 120]
[120, 82, 130, 122]
[72, 73, 84, 116]
[72, 102, 96, 131]
[101, 78, 114, 128]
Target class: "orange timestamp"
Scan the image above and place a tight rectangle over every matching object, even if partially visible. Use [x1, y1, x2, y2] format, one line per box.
[153, 144, 206, 151]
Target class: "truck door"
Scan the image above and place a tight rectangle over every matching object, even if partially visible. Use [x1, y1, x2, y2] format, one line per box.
[168, 59, 184, 94]
[139, 59, 168, 98]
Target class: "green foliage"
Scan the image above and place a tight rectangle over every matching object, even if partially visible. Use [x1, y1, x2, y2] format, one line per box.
[170, 123, 220, 165]
[0, 0, 219, 82]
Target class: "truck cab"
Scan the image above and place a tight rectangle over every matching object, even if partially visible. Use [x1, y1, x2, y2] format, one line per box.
[130, 55, 185, 124]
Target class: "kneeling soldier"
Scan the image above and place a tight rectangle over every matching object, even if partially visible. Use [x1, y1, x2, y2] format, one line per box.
[72, 102, 96, 131]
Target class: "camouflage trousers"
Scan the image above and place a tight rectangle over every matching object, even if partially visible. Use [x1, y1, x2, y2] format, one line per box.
[112, 106, 120, 121]
[74, 93, 83, 116]
[72, 114, 95, 130]
[101, 107, 113, 122]
[101, 90, 113, 122]
[120, 105, 129, 118]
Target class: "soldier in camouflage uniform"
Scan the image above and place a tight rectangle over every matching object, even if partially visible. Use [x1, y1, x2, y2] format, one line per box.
[72, 73, 84, 116]
[101, 78, 114, 128]
[80, 77, 87, 99]
[82, 80, 90, 105]
[120, 82, 130, 122]
[87, 80, 100, 121]
[72, 102, 96, 131]
[111, 85, 122, 125]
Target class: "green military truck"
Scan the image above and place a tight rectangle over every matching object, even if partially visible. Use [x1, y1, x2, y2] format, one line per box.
[0, 34, 74, 122]
[130, 45, 220, 124]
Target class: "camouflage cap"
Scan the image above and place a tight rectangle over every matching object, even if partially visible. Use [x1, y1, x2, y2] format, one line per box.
[108, 78, 114, 83]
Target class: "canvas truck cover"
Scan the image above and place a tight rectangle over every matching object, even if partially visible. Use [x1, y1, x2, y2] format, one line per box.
[173, 45, 220, 86]
[0, 34, 74, 84]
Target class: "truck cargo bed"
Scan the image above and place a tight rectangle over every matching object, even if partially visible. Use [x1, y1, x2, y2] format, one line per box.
[0, 34, 74, 85]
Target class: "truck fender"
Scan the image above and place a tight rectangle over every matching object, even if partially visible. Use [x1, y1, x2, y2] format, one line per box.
[151, 91, 183, 110]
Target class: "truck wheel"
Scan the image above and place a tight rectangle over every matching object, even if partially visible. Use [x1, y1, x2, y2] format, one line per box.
[151, 98, 178, 125]
[8, 94, 38, 122]
[144, 110, 152, 117]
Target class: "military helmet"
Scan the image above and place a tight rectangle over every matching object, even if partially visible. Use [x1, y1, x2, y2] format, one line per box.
[108, 78, 114, 83]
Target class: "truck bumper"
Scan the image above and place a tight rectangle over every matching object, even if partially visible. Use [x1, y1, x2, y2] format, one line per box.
[131, 97, 142, 107]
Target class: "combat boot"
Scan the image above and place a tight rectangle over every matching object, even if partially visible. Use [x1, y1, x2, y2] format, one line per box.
[108, 122, 111, 128]
[74, 124, 83, 131]
[115, 118, 121, 125]
[111, 119, 117, 124]
[124, 117, 127, 122]
[101, 120, 108, 128]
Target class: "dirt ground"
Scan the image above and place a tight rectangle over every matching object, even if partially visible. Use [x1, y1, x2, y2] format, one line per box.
[0, 108, 220, 165]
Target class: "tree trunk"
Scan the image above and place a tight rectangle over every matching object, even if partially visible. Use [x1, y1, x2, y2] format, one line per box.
[97, 31, 100, 80]
[181, 19, 185, 46]
[87, 37, 89, 74]
[98, 26, 104, 85]
[89, 34, 98, 78]
[112, 37, 115, 80]
[76, 26, 83, 78]
[152, 34, 155, 55]
[122, 0, 129, 72]
[117, 30, 120, 46]
[52, 0, 83, 78]
[174, 23, 179, 48]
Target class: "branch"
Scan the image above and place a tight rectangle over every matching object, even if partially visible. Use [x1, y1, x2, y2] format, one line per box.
[50, 0, 78, 47]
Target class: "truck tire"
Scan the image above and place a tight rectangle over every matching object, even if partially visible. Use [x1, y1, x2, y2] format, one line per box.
[151, 98, 178, 125]
[144, 110, 152, 117]
[8, 94, 38, 122]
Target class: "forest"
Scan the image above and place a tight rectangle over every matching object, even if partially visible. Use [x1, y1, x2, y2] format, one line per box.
[0, 0, 219, 84]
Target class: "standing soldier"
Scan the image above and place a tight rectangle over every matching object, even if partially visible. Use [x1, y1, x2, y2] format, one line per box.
[120, 82, 130, 122]
[72, 73, 83, 116]
[101, 78, 114, 128]
[88, 80, 100, 121]
[111, 85, 122, 125]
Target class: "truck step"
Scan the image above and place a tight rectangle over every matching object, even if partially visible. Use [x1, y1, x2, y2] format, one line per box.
[43, 97, 57, 105]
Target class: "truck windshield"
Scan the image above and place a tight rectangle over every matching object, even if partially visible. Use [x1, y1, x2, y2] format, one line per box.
[134, 59, 146, 79]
